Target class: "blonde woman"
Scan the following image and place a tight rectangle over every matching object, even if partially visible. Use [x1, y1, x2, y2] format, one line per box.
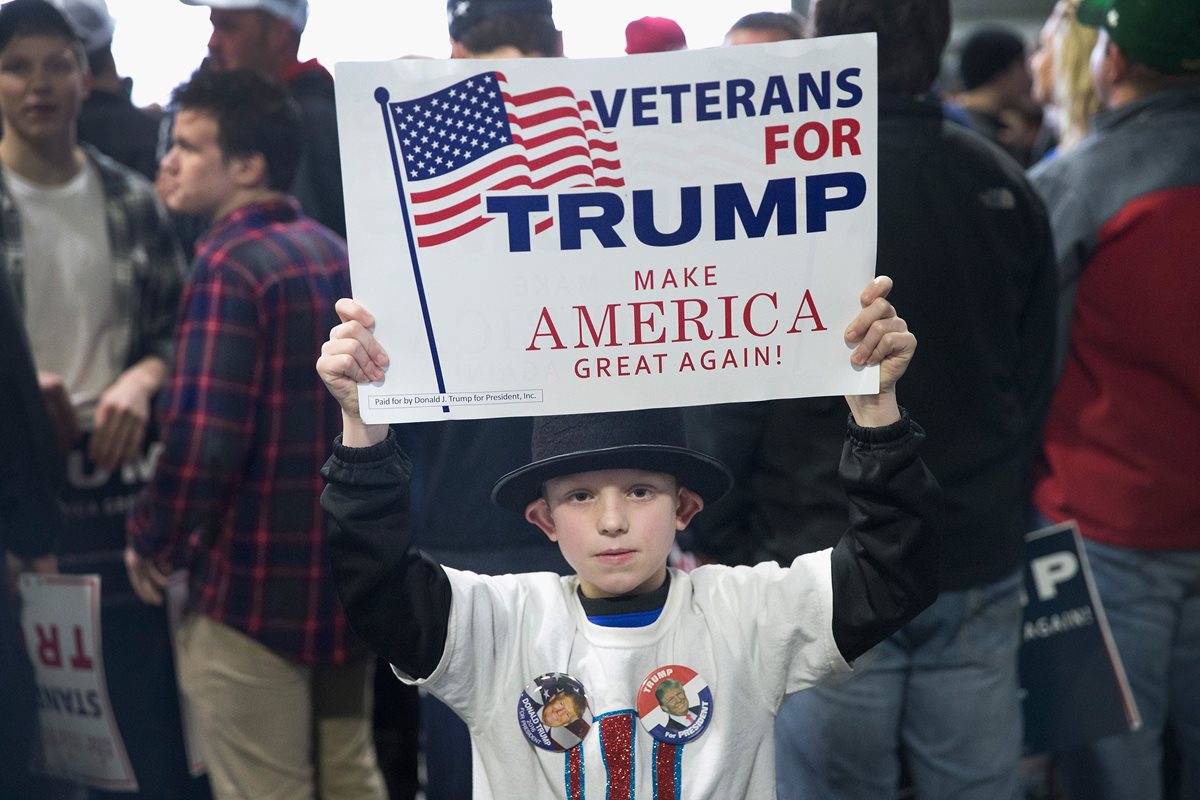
[1030, 0, 1100, 157]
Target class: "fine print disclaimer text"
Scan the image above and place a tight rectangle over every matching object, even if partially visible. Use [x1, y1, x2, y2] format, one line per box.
[368, 389, 544, 409]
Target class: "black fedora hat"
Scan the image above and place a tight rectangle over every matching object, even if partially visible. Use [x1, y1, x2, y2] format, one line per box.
[492, 409, 733, 513]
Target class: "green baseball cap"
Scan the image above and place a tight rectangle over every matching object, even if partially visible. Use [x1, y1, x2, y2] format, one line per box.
[1077, 0, 1200, 73]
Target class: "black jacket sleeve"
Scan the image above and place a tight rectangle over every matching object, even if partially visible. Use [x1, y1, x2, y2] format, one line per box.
[320, 431, 452, 679]
[0, 276, 64, 557]
[830, 411, 941, 663]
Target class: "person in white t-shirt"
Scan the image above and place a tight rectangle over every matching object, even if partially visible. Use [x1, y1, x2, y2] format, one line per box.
[0, 0, 180, 470]
[316, 277, 942, 798]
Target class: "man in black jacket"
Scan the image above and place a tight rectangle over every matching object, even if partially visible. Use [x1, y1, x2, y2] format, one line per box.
[59, 0, 161, 181]
[684, 1, 1057, 798]
[0, 266, 63, 800]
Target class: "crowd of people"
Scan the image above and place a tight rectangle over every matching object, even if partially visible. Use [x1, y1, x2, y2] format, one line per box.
[0, 0, 1196, 798]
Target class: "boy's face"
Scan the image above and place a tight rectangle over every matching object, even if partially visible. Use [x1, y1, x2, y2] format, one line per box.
[526, 468, 702, 599]
[0, 34, 87, 147]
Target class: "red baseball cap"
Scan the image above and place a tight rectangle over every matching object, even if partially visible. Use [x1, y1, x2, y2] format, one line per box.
[625, 16, 686, 54]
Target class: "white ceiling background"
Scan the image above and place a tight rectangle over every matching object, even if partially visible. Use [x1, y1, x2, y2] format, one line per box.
[101, 0, 1055, 107]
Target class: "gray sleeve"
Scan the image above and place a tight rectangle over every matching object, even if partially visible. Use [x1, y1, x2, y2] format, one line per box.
[1029, 162, 1098, 377]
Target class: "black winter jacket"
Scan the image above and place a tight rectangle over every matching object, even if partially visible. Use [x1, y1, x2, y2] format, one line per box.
[685, 92, 1056, 592]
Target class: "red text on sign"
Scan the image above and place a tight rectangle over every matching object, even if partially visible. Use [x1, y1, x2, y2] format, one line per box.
[764, 119, 862, 164]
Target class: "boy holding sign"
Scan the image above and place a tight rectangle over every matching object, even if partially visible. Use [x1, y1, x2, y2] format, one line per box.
[317, 276, 939, 797]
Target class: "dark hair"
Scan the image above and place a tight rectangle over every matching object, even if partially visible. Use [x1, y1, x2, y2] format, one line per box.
[728, 11, 807, 40]
[813, 0, 951, 95]
[171, 68, 301, 192]
[0, 0, 86, 68]
[958, 27, 1026, 90]
[456, 13, 561, 57]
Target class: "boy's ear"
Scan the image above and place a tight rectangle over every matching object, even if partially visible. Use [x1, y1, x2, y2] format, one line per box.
[675, 488, 704, 530]
[525, 497, 557, 542]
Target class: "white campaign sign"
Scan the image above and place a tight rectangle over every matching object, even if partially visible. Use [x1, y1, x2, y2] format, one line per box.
[335, 35, 878, 422]
[18, 574, 137, 791]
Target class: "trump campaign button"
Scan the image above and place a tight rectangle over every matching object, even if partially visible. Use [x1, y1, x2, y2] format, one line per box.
[517, 672, 594, 752]
[636, 664, 713, 744]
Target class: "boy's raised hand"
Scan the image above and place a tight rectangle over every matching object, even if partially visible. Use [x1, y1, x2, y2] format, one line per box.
[843, 275, 915, 427]
[317, 299, 390, 445]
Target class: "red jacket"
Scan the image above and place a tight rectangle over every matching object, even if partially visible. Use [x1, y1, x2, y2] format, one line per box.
[1030, 88, 1200, 549]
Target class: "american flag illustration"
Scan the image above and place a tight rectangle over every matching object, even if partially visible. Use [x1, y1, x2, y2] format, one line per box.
[389, 71, 625, 248]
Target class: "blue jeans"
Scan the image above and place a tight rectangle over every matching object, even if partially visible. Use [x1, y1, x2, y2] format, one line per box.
[1056, 539, 1200, 800]
[775, 571, 1024, 800]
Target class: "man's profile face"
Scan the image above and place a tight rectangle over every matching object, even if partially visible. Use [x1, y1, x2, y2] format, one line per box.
[541, 692, 580, 728]
[1029, 4, 1063, 106]
[158, 108, 238, 220]
[0, 34, 86, 146]
[658, 685, 689, 716]
[207, 9, 272, 72]
[997, 56, 1034, 106]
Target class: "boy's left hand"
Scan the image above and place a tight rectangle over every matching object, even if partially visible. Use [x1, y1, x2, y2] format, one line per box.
[843, 276, 915, 426]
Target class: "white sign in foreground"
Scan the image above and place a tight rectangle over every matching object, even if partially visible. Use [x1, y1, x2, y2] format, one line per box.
[335, 35, 878, 423]
[19, 574, 137, 791]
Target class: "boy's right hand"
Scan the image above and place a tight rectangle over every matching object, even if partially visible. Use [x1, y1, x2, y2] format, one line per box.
[317, 299, 389, 444]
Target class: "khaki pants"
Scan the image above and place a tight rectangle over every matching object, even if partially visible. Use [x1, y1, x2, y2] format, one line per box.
[176, 614, 387, 800]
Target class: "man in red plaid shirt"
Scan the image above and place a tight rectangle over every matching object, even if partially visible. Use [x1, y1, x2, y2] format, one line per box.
[126, 68, 385, 800]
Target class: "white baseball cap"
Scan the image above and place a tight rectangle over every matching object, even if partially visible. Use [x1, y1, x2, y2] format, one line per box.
[179, 0, 308, 34]
[53, 0, 114, 53]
